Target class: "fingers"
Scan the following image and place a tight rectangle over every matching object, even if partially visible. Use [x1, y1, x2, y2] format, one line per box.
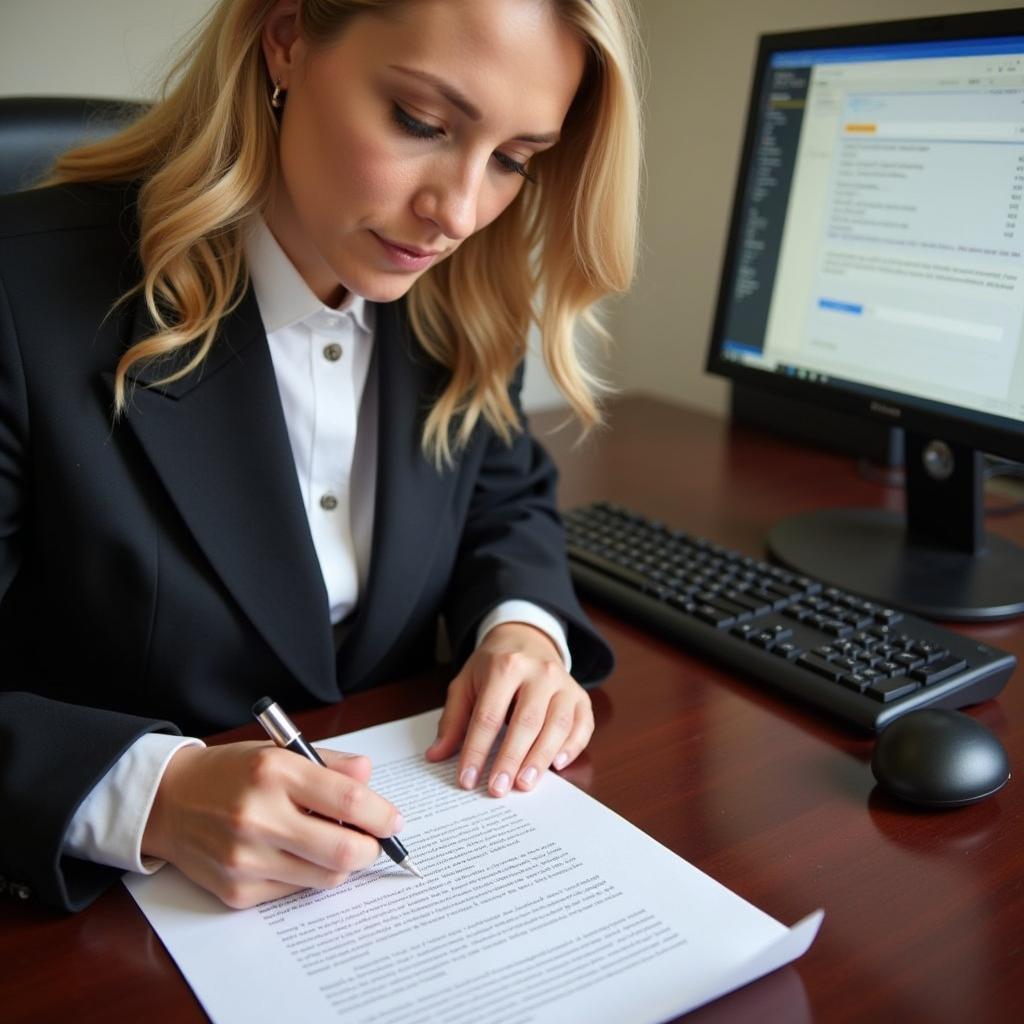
[456, 653, 523, 791]
[484, 666, 565, 796]
[490, 684, 593, 796]
[316, 747, 373, 785]
[548, 694, 595, 774]
[262, 817, 384, 882]
[425, 670, 475, 763]
[182, 835, 381, 910]
[268, 749, 403, 839]
[270, 804, 385, 870]
[447, 645, 594, 798]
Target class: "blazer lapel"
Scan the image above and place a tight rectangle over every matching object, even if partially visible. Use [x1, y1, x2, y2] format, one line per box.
[103, 287, 338, 702]
[337, 300, 457, 688]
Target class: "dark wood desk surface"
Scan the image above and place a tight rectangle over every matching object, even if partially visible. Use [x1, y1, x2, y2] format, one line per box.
[3, 396, 1022, 1023]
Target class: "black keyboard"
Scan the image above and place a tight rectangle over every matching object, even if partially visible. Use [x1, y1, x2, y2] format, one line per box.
[565, 502, 1016, 731]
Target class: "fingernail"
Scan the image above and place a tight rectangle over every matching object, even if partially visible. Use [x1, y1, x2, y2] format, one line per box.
[553, 751, 569, 770]
[459, 766, 478, 789]
[491, 772, 511, 796]
[393, 813, 405, 834]
[520, 766, 538, 788]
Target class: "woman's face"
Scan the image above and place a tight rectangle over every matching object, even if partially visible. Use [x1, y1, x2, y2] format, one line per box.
[263, 0, 586, 306]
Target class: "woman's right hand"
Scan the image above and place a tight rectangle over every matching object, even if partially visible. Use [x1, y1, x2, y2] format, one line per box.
[141, 741, 403, 908]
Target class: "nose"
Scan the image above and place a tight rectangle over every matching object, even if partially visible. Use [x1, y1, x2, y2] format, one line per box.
[412, 157, 486, 241]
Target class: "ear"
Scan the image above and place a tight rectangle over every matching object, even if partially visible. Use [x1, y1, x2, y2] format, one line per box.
[261, 0, 305, 88]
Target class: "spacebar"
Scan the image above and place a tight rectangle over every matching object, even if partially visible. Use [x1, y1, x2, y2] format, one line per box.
[569, 547, 652, 592]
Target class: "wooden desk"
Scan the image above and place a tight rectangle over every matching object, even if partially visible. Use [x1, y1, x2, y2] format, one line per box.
[3, 396, 1021, 1023]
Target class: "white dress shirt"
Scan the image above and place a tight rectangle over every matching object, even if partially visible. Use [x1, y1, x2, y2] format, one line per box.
[64, 219, 570, 874]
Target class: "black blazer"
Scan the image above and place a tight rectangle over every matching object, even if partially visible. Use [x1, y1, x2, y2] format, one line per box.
[0, 182, 612, 910]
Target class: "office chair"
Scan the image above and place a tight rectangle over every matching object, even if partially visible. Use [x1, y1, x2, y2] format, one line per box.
[0, 96, 147, 196]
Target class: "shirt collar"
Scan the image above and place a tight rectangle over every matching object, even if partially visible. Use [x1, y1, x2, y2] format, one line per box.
[244, 218, 372, 336]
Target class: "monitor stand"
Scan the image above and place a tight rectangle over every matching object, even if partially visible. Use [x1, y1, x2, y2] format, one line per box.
[767, 432, 1024, 621]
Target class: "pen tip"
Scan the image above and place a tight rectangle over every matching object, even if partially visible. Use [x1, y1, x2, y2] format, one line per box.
[404, 859, 425, 879]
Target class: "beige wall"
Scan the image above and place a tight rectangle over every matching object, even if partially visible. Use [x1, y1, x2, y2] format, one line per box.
[612, 0, 1010, 417]
[0, 1, 211, 99]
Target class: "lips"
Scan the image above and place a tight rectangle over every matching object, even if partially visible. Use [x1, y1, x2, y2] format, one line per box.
[371, 231, 446, 271]
[383, 238, 443, 258]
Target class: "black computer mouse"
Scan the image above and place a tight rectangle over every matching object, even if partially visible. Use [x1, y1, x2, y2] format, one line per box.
[871, 708, 1010, 808]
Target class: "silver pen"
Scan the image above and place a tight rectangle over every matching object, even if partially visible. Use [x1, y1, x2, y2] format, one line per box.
[251, 697, 423, 879]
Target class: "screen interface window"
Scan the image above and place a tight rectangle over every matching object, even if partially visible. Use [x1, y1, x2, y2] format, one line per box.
[722, 37, 1024, 429]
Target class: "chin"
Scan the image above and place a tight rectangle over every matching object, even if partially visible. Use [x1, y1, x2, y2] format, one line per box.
[344, 271, 422, 305]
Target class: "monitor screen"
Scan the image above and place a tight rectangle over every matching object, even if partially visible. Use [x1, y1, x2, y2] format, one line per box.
[705, 9, 1024, 620]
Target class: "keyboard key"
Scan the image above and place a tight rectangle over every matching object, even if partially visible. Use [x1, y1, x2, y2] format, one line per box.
[701, 595, 752, 621]
[855, 651, 885, 668]
[912, 656, 968, 685]
[869, 624, 899, 641]
[772, 642, 803, 660]
[912, 641, 945, 664]
[794, 576, 821, 595]
[839, 672, 873, 693]
[724, 590, 772, 615]
[866, 677, 920, 702]
[838, 610, 874, 629]
[797, 654, 844, 682]
[749, 587, 788, 610]
[821, 619, 854, 638]
[893, 652, 925, 672]
[694, 604, 735, 628]
[874, 607, 904, 625]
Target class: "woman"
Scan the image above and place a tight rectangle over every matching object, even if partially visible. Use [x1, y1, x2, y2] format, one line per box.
[0, 0, 640, 911]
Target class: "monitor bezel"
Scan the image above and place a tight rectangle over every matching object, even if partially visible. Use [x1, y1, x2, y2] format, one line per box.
[704, 6, 1024, 464]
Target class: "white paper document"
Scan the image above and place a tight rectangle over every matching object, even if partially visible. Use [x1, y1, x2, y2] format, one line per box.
[124, 710, 822, 1024]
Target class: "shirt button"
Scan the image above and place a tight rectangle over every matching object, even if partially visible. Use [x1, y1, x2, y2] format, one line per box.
[323, 342, 342, 362]
[319, 493, 339, 511]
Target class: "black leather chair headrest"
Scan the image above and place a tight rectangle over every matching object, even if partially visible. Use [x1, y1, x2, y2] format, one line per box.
[0, 96, 148, 196]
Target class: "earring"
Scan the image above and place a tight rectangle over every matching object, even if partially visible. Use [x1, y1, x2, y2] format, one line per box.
[270, 80, 285, 109]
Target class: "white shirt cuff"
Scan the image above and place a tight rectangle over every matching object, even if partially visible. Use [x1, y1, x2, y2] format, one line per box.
[64, 732, 206, 874]
[475, 599, 572, 673]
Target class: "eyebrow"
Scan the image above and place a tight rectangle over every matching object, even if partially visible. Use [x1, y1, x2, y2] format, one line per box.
[388, 65, 561, 144]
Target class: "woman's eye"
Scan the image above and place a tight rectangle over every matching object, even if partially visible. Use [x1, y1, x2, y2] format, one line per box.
[393, 102, 536, 184]
[392, 103, 443, 139]
[494, 151, 535, 182]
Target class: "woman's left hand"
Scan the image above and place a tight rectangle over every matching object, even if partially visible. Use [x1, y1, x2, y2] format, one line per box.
[425, 621, 594, 796]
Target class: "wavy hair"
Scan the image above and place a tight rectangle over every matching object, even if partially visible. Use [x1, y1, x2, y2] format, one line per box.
[48, 0, 642, 465]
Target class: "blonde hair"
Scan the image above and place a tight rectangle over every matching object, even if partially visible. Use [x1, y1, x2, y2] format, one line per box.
[49, 0, 642, 464]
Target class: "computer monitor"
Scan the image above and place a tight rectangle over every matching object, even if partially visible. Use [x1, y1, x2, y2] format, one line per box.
[705, 7, 1024, 622]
